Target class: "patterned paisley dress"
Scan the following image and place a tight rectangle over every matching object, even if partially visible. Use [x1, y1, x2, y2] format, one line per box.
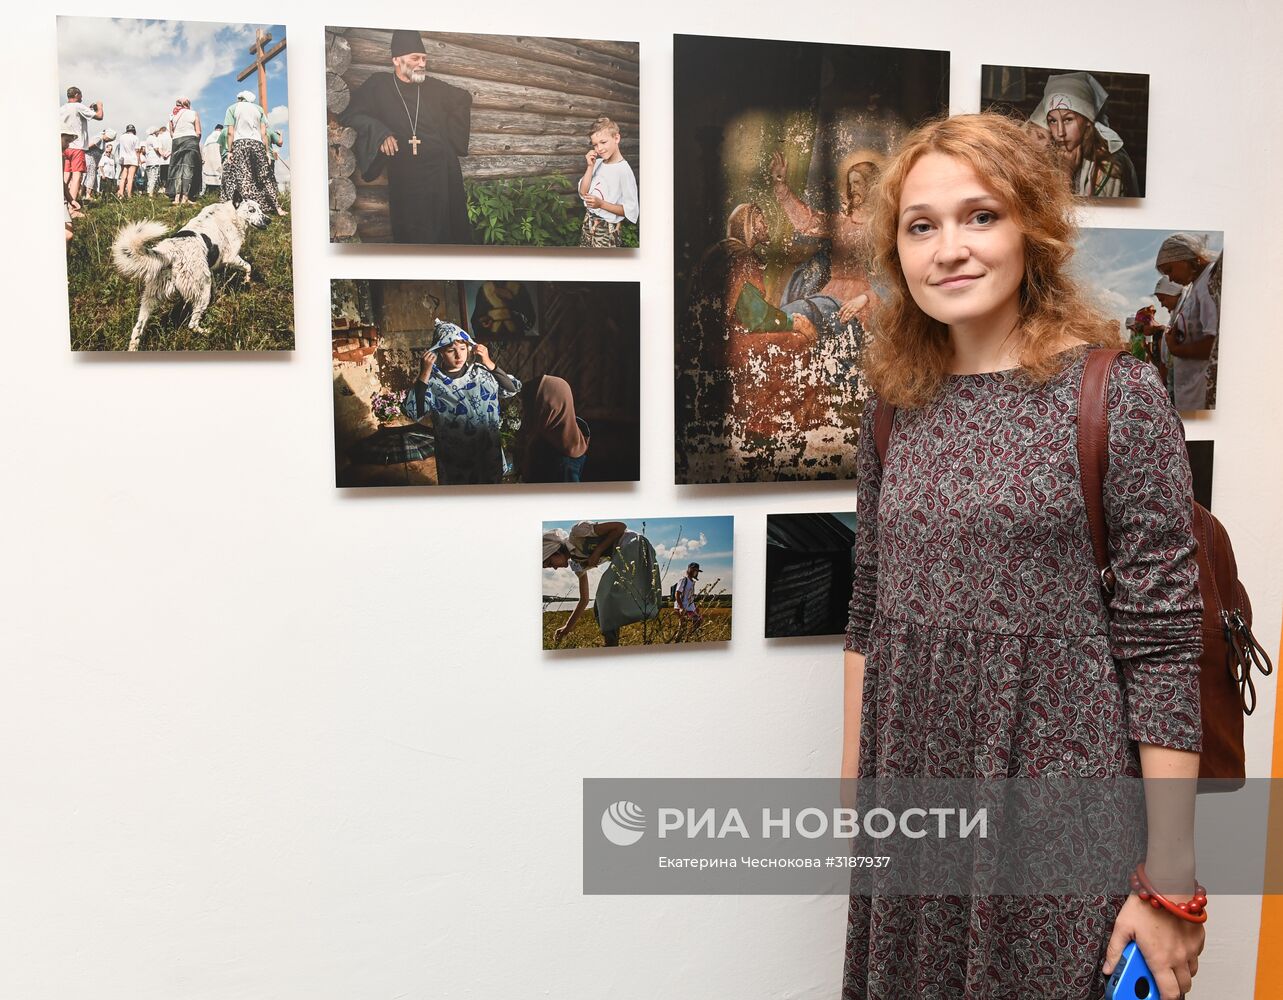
[842, 347, 1203, 999]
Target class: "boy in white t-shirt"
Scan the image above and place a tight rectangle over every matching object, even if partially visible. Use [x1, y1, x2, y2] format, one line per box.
[576, 116, 639, 248]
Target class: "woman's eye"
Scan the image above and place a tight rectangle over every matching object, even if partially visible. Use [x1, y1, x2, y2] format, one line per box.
[972, 211, 997, 225]
[907, 221, 932, 236]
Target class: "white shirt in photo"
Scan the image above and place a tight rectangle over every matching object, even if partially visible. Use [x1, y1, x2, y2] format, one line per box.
[170, 108, 198, 139]
[1169, 258, 1220, 411]
[58, 101, 96, 150]
[583, 158, 639, 224]
[228, 101, 266, 143]
[114, 132, 140, 165]
[142, 135, 164, 166]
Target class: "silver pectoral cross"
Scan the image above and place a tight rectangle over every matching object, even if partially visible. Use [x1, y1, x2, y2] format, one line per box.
[408, 134, 421, 156]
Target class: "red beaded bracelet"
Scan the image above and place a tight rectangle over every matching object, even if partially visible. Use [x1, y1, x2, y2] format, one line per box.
[1129, 862, 1208, 924]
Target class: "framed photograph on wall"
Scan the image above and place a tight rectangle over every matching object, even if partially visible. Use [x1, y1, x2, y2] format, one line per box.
[58, 16, 294, 351]
[332, 279, 640, 487]
[1076, 228, 1224, 412]
[673, 34, 947, 484]
[765, 512, 856, 638]
[542, 516, 734, 649]
[982, 64, 1149, 199]
[326, 27, 639, 248]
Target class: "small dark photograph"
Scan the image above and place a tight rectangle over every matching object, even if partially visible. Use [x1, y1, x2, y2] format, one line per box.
[981, 64, 1149, 199]
[765, 512, 856, 638]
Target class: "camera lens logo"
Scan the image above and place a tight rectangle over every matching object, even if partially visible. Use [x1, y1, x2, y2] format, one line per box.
[601, 801, 646, 846]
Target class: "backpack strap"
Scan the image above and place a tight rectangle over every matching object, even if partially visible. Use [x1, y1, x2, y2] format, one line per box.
[1078, 348, 1128, 595]
[873, 398, 896, 469]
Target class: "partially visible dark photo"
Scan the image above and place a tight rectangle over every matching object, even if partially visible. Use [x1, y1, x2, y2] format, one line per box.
[982, 64, 1148, 199]
[1186, 440, 1214, 511]
[765, 512, 856, 638]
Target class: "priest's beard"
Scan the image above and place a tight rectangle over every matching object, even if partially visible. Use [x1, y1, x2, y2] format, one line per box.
[407, 69, 427, 83]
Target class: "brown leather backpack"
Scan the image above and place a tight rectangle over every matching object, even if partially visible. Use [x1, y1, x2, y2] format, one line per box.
[872, 348, 1273, 787]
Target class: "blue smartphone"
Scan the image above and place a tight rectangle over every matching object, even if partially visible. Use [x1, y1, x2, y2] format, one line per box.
[1105, 942, 1160, 999]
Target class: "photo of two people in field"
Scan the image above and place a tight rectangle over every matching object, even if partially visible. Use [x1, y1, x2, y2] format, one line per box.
[58, 16, 294, 351]
[542, 517, 733, 649]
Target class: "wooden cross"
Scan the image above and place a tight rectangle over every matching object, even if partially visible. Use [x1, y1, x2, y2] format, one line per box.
[408, 134, 421, 156]
[236, 28, 287, 111]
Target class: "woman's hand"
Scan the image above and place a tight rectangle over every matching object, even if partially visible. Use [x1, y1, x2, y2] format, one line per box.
[553, 624, 570, 644]
[1103, 894, 1204, 1000]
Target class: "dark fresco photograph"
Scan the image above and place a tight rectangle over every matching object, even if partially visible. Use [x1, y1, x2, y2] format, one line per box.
[673, 34, 948, 484]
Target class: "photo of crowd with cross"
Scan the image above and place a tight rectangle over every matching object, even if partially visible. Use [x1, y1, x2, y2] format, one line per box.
[541, 516, 733, 650]
[332, 279, 640, 488]
[57, 17, 293, 351]
[981, 64, 1149, 199]
[325, 26, 639, 247]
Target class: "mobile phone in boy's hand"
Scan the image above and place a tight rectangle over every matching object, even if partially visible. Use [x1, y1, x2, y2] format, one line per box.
[1105, 942, 1159, 999]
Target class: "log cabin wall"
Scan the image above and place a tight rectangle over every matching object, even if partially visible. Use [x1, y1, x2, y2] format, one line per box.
[326, 27, 640, 242]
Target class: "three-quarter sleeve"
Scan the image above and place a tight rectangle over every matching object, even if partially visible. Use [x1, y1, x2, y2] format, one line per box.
[845, 396, 884, 654]
[1102, 355, 1203, 750]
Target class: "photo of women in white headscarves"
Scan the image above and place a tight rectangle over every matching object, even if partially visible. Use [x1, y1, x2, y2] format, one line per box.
[1074, 227, 1224, 411]
[982, 65, 1147, 199]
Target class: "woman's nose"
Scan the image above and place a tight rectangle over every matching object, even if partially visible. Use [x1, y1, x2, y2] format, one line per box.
[934, 226, 971, 264]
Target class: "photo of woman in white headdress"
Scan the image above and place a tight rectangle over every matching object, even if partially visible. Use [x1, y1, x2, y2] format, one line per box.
[1033, 72, 1139, 198]
[982, 65, 1147, 200]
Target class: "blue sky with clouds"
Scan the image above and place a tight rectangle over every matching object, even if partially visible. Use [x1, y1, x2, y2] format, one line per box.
[1075, 228, 1224, 326]
[543, 516, 735, 603]
[56, 17, 289, 182]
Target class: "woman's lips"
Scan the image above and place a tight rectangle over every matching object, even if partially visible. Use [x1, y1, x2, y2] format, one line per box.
[934, 274, 981, 288]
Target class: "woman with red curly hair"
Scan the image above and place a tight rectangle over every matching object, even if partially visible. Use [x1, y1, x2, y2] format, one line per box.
[841, 113, 1204, 1000]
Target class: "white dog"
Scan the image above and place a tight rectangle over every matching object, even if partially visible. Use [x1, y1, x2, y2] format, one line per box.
[111, 197, 270, 350]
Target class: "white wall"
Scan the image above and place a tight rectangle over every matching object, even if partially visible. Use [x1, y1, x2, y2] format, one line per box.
[6, 2, 1281, 997]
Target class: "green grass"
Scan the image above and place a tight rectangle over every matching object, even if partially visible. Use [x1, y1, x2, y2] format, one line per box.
[542, 606, 733, 649]
[66, 191, 294, 352]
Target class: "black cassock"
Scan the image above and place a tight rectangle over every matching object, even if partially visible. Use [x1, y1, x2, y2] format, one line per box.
[341, 73, 473, 244]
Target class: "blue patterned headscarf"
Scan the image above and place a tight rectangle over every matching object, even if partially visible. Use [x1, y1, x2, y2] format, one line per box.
[429, 320, 474, 355]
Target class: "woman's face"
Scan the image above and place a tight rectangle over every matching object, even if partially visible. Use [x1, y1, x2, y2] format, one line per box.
[896, 152, 1026, 332]
[439, 340, 470, 371]
[1046, 109, 1089, 161]
[544, 551, 570, 570]
[1158, 259, 1200, 286]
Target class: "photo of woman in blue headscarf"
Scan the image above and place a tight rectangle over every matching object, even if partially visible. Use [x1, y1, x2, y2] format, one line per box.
[401, 319, 522, 484]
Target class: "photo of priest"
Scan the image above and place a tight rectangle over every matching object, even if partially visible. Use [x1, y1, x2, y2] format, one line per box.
[326, 27, 640, 247]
